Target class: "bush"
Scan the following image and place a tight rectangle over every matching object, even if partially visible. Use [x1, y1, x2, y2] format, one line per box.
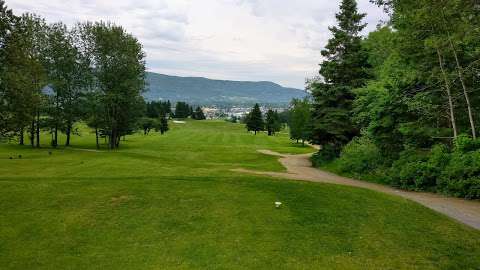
[336, 137, 382, 173]
[311, 144, 338, 166]
[316, 134, 480, 199]
[454, 134, 480, 153]
[389, 145, 449, 191]
[438, 149, 480, 199]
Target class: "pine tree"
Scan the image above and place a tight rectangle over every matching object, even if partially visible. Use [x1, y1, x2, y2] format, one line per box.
[265, 109, 281, 136]
[311, 0, 369, 154]
[174, 101, 191, 119]
[158, 111, 169, 135]
[246, 103, 264, 135]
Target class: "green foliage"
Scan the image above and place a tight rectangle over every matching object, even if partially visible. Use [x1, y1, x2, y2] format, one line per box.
[288, 98, 312, 144]
[310, 0, 370, 153]
[388, 145, 448, 191]
[265, 109, 281, 136]
[439, 151, 480, 199]
[454, 134, 480, 153]
[438, 136, 480, 199]
[1, 13, 48, 146]
[311, 144, 338, 166]
[0, 0, 16, 138]
[336, 136, 382, 174]
[156, 111, 169, 135]
[138, 117, 156, 135]
[192, 106, 206, 120]
[245, 103, 264, 134]
[82, 22, 146, 149]
[386, 140, 480, 198]
[146, 100, 171, 118]
[311, 84, 357, 153]
[44, 22, 90, 146]
[226, 115, 238, 123]
[174, 101, 192, 119]
[323, 0, 480, 199]
[319, 0, 369, 88]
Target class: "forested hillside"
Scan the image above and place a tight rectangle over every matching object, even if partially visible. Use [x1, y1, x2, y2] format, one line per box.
[144, 72, 307, 105]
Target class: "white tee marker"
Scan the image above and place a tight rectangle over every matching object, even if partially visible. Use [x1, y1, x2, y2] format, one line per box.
[275, 202, 282, 208]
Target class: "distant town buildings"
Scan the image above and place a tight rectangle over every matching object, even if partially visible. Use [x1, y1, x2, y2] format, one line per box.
[200, 106, 286, 120]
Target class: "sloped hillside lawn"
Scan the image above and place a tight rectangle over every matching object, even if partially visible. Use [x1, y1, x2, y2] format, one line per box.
[0, 121, 479, 269]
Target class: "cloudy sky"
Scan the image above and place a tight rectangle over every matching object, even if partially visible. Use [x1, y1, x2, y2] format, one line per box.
[7, 0, 387, 89]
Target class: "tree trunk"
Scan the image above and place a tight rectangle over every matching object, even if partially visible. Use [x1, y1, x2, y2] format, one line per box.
[442, 12, 476, 139]
[19, 128, 24, 145]
[53, 94, 59, 147]
[53, 123, 58, 148]
[65, 124, 71, 146]
[437, 48, 458, 139]
[95, 127, 100, 149]
[450, 42, 476, 139]
[30, 120, 35, 147]
[36, 110, 40, 148]
[109, 131, 115, 149]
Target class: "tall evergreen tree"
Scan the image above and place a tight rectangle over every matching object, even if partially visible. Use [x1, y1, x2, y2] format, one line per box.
[246, 103, 264, 135]
[310, 0, 369, 154]
[174, 101, 191, 119]
[158, 111, 169, 135]
[265, 109, 281, 136]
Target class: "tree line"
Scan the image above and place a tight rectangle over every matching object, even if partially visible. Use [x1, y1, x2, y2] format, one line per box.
[244, 103, 282, 136]
[0, 1, 146, 149]
[287, 0, 480, 199]
[138, 100, 206, 135]
[172, 101, 206, 120]
[0, 2, 211, 149]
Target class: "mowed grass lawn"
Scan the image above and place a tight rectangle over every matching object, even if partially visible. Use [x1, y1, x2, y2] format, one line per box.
[0, 121, 479, 269]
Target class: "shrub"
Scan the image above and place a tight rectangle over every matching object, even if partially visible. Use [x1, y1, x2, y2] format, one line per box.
[454, 134, 480, 153]
[389, 145, 449, 191]
[311, 144, 338, 166]
[439, 149, 480, 199]
[336, 137, 382, 173]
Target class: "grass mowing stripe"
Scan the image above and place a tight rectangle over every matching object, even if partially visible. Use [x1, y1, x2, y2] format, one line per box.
[0, 120, 479, 269]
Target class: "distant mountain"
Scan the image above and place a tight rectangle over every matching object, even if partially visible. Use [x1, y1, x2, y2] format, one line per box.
[144, 72, 308, 106]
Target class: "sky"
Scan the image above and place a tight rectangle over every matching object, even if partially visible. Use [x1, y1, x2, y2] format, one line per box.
[6, 0, 388, 89]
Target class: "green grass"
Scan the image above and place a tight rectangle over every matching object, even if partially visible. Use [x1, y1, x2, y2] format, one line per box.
[1, 120, 479, 269]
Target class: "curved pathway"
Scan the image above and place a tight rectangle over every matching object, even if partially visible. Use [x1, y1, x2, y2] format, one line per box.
[233, 149, 480, 230]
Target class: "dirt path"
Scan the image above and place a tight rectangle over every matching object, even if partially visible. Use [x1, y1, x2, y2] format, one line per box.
[233, 148, 480, 230]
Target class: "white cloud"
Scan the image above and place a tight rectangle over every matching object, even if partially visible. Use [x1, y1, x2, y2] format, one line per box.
[6, 0, 387, 88]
